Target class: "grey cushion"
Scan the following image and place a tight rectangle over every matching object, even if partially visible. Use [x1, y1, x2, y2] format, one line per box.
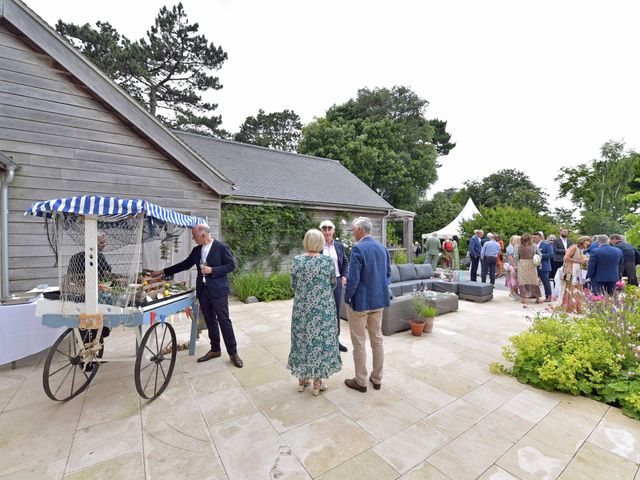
[457, 282, 494, 296]
[389, 284, 403, 297]
[397, 264, 418, 281]
[459, 292, 493, 303]
[390, 265, 402, 283]
[431, 281, 458, 293]
[414, 264, 433, 279]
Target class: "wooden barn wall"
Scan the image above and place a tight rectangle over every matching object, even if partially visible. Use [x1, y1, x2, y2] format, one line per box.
[0, 24, 221, 292]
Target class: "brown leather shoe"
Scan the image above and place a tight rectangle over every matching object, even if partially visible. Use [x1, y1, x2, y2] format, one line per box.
[344, 378, 367, 393]
[369, 376, 381, 390]
[230, 353, 243, 368]
[197, 350, 221, 363]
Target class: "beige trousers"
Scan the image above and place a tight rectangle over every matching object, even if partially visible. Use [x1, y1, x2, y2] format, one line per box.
[346, 306, 384, 387]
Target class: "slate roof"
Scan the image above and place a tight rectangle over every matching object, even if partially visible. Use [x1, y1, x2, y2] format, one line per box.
[176, 132, 394, 212]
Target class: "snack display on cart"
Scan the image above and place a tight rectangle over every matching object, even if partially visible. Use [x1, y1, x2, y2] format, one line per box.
[25, 195, 203, 402]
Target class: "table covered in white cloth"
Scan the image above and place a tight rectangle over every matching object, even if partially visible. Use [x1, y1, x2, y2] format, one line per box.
[0, 298, 64, 365]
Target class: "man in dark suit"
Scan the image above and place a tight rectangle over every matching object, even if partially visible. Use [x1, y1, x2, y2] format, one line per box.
[155, 224, 243, 368]
[587, 235, 624, 296]
[533, 232, 553, 301]
[343, 217, 391, 393]
[468, 230, 484, 282]
[610, 234, 638, 286]
[551, 228, 573, 283]
[319, 219, 349, 353]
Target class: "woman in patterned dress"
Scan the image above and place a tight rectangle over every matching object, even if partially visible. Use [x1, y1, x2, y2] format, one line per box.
[559, 236, 591, 313]
[517, 233, 542, 304]
[451, 235, 461, 271]
[287, 229, 342, 396]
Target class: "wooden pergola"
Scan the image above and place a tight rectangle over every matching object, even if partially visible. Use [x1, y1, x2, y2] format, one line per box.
[384, 208, 416, 262]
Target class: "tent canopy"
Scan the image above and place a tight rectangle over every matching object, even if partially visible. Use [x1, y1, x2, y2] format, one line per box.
[423, 198, 480, 239]
[25, 195, 206, 227]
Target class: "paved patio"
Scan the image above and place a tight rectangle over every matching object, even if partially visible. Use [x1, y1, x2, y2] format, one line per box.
[2, 290, 640, 479]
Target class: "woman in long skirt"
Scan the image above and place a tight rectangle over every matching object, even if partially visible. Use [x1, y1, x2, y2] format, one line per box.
[517, 234, 542, 304]
[559, 236, 591, 313]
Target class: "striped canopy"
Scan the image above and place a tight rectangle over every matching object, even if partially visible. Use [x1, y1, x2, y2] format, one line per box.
[25, 195, 206, 227]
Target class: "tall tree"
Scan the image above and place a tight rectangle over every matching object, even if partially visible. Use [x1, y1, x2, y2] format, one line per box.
[298, 86, 454, 210]
[414, 189, 463, 240]
[454, 169, 548, 213]
[460, 206, 557, 242]
[556, 140, 640, 233]
[57, 3, 228, 136]
[233, 109, 302, 151]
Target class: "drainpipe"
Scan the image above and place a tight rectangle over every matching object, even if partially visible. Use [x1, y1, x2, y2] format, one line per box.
[1, 165, 16, 299]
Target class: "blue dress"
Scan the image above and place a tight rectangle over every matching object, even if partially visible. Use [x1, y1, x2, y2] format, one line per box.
[287, 255, 342, 379]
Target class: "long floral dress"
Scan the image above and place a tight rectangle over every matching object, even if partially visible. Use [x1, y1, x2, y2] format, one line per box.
[452, 240, 460, 270]
[517, 244, 541, 299]
[559, 246, 585, 313]
[287, 255, 342, 380]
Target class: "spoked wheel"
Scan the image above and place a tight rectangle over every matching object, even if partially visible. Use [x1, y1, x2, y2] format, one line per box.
[43, 328, 99, 401]
[134, 322, 177, 400]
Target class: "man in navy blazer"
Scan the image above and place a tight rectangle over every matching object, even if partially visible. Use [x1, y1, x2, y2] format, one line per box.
[157, 224, 243, 368]
[468, 230, 484, 282]
[533, 232, 553, 301]
[587, 235, 623, 296]
[343, 217, 391, 393]
[611, 234, 639, 286]
[319, 219, 349, 352]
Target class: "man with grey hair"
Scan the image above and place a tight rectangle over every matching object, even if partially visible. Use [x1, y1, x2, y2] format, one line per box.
[610, 234, 639, 286]
[155, 224, 243, 368]
[425, 233, 441, 270]
[343, 217, 391, 393]
[587, 234, 623, 296]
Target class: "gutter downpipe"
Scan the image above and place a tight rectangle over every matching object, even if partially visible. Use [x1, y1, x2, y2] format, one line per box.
[1, 165, 16, 299]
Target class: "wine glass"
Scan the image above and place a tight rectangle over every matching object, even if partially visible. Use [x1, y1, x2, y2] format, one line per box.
[199, 260, 207, 284]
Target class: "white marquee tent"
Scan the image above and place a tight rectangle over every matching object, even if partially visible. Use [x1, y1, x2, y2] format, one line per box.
[422, 198, 481, 239]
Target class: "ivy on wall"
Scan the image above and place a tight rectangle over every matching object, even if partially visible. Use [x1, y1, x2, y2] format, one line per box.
[222, 203, 317, 269]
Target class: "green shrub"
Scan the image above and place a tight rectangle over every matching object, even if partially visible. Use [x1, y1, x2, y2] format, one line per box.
[497, 287, 640, 419]
[412, 296, 437, 318]
[393, 250, 408, 265]
[414, 254, 426, 264]
[232, 271, 293, 302]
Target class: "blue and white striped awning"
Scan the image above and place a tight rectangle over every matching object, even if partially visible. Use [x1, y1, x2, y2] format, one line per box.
[25, 195, 206, 227]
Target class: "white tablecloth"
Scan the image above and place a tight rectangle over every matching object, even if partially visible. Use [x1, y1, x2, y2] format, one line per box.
[0, 298, 65, 365]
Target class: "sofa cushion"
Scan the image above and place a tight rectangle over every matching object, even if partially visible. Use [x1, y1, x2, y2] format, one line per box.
[414, 264, 433, 279]
[390, 265, 402, 283]
[431, 281, 458, 293]
[397, 264, 418, 281]
[457, 282, 494, 296]
[389, 284, 403, 297]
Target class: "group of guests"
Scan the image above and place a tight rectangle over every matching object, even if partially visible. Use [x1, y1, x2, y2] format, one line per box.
[416, 233, 461, 271]
[157, 218, 392, 396]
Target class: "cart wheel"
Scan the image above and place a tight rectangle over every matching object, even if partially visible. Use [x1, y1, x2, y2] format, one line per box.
[43, 328, 99, 402]
[134, 322, 177, 400]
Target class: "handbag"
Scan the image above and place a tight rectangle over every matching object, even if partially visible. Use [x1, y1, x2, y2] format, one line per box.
[560, 271, 573, 283]
[532, 248, 541, 267]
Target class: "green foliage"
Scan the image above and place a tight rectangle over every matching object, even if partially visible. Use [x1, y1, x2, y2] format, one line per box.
[232, 271, 293, 302]
[299, 86, 454, 210]
[412, 296, 437, 318]
[57, 3, 228, 136]
[624, 176, 640, 247]
[460, 206, 557, 241]
[556, 141, 640, 234]
[414, 254, 427, 264]
[393, 250, 408, 265]
[498, 287, 640, 419]
[222, 204, 316, 268]
[386, 222, 401, 247]
[233, 109, 302, 151]
[414, 189, 463, 239]
[454, 169, 548, 213]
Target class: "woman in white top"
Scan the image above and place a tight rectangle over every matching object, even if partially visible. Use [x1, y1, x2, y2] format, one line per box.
[559, 236, 591, 313]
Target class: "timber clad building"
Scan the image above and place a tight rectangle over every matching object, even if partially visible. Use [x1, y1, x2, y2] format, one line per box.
[0, 0, 399, 294]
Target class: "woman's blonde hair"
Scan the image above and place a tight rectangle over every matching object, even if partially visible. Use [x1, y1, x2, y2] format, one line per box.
[509, 235, 521, 248]
[303, 229, 324, 253]
[577, 236, 591, 248]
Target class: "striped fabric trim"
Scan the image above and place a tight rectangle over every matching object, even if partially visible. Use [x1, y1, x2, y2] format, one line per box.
[25, 196, 205, 227]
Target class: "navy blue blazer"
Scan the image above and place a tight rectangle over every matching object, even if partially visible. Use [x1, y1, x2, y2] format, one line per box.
[344, 236, 391, 312]
[319, 240, 348, 278]
[537, 241, 553, 273]
[469, 236, 482, 258]
[587, 244, 623, 283]
[164, 240, 235, 298]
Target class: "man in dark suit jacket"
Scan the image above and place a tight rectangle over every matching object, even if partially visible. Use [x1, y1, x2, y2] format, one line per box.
[587, 235, 624, 296]
[319, 219, 349, 352]
[155, 224, 243, 368]
[610, 234, 638, 286]
[468, 230, 484, 282]
[343, 217, 391, 393]
[551, 228, 573, 282]
[533, 232, 554, 301]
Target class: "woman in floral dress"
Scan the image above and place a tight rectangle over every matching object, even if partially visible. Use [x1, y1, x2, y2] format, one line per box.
[559, 236, 591, 313]
[287, 229, 342, 396]
[517, 233, 542, 304]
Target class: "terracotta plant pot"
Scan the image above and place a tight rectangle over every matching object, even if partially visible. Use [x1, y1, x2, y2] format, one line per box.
[422, 317, 435, 333]
[408, 319, 425, 336]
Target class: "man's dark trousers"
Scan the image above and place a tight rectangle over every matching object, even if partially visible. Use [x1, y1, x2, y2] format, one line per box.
[538, 270, 552, 298]
[333, 278, 343, 335]
[592, 281, 616, 296]
[199, 288, 237, 354]
[481, 256, 497, 285]
[470, 256, 480, 282]
[621, 262, 639, 286]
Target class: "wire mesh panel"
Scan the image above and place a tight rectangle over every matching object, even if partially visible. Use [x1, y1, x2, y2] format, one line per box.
[49, 212, 144, 315]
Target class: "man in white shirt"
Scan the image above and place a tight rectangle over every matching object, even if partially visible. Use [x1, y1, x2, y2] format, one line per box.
[320, 220, 349, 353]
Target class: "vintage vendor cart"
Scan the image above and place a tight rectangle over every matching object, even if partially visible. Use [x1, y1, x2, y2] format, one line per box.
[25, 195, 202, 402]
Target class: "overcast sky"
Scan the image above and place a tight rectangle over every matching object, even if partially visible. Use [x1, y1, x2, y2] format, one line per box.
[23, 0, 640, 210]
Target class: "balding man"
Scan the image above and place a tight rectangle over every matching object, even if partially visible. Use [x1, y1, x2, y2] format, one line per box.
[155, 224, 243, 368]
